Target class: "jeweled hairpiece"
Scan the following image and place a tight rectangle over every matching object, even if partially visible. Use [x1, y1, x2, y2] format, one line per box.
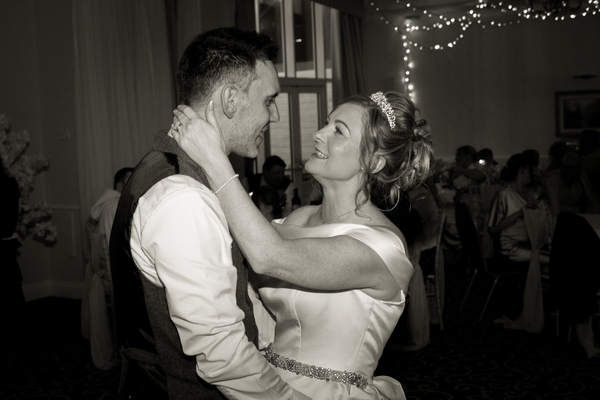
[370, 92, 396, 130]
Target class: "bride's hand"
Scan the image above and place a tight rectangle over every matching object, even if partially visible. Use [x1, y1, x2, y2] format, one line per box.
[172, 102, 227, 169]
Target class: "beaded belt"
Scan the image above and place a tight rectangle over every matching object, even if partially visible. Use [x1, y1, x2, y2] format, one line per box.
[263, 345, 369, 390]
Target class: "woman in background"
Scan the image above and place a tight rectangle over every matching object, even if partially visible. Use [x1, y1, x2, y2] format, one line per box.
[488, 153, 551, 264]
[172, 91, 434, 400]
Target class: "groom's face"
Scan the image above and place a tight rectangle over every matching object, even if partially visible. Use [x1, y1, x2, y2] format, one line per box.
[228, 61, 280, 158]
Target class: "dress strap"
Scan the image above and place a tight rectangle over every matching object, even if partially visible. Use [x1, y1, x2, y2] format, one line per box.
[263, 345, 369, 390]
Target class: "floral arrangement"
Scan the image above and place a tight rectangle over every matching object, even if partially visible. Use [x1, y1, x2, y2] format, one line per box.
[1, 114, 57, 245]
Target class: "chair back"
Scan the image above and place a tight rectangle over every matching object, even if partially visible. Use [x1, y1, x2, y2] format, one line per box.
[433, 208, 446, 308]
[480, 184, 503, 215]
[455, 201, 485, 270]
[550, 212, 600, 324]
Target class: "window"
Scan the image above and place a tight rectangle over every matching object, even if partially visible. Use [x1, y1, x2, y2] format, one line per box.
[255, 0, 337, 206]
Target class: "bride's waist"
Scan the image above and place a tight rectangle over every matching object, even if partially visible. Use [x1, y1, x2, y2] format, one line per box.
[263, 345, 371, 389]
[268, 344, 377, 376]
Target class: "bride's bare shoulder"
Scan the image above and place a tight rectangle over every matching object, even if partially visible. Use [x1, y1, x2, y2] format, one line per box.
[282, 205, 320, 226]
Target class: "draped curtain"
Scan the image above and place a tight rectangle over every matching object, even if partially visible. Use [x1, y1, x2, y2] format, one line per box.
[73, 0, 237, 224]
[73, 0, 174, 220]
[332, 11, 366, 106]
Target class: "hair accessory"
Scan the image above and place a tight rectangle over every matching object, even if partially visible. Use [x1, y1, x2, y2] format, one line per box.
[212, 174, 239, 195]
[370, 92, 396, 130]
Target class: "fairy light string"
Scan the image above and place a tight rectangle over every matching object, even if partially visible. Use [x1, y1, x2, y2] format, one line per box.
[370, 0, 600, 97]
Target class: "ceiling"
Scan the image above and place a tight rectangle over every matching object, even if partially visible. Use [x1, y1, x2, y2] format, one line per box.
[362, 0, 584, 26]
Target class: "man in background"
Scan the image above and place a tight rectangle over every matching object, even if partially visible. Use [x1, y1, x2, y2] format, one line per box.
[89, 167, 133, 247]
[245, 155, 296, 217]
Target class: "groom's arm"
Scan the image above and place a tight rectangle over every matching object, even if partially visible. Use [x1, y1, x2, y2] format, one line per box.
[137, 177, 309, 399]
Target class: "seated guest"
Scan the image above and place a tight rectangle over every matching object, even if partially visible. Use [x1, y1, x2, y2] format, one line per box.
[244, 155, 296, 217]
[545, 140, 569, 173]
[452, 145, 487, 190]
[577, 130, 600, 214]
[251, 185, 283, 221]
[488, 153, 552, 264]
[578, 129, 600, 168]
[89, 167, 133, 247]
[581, 155, 600, 213]
[478, 148, 501, 184]
[451, 145, 488, 230]
[544, 152, 586, 214]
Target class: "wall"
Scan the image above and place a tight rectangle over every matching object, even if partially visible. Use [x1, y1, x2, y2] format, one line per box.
[0, 0, 238, 301]
[364, 10, 600, 164]
[1, 0, 82, 301]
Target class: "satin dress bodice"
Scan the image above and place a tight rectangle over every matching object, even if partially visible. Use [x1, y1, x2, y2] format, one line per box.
[258, 221, 411, 399]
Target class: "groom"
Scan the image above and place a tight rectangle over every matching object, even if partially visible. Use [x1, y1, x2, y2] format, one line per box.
[110, 28, 308, 399]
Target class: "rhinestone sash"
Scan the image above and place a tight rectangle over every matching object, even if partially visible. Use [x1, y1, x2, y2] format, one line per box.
[263, 345, 369, 390]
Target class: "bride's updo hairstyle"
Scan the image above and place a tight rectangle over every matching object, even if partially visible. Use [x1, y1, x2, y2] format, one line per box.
[340, 91, 434, 210]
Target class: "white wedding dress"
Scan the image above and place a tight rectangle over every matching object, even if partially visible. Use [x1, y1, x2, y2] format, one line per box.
[256, 220, 410, 400]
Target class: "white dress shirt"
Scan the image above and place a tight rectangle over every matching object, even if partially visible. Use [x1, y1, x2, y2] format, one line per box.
[130, 174, 308, 400]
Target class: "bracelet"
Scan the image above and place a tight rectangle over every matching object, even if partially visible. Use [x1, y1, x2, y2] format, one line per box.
[212, 174, 239, 195]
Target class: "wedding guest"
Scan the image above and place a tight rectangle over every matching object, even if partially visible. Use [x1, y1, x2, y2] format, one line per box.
[245, 155, 296, 217]
[579, 129, 600, 168]
[89, 167, 133, 248]
[252, 185, 283, 221]
[478, 148, 501, 184]
[545, 140, 569, 173]
[451, 145, 488, 230]
[544, 152, 586, 214]
[577, 131, 600, 214]
[489, 153, 552, 264]
[1, 161, 23, 370]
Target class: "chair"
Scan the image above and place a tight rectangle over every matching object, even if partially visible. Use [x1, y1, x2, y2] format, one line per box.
[425, 209, 446, 330]
[456, 201, 528, 322]
[549, 212, 600, 350]
[480, 184, 503, 215]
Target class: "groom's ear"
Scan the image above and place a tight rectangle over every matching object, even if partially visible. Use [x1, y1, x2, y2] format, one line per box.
[220, 84, 238, 119]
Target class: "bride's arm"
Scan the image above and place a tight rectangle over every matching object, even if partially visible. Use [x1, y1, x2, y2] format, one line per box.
[172, 104, 410, 296]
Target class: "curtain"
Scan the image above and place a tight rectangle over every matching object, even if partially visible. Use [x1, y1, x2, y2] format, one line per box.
[332, 11, 366, 105]
[74, 0, 238, 223]
[173, 0, 235, 64]
[312, 0, 363, 17]
[73, 0, 174, 220]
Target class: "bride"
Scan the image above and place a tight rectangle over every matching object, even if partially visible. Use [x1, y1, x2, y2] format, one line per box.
[172, 91, 434, 400]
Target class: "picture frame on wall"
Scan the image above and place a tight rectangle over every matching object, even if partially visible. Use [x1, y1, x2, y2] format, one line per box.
[555, 90, 600, 137]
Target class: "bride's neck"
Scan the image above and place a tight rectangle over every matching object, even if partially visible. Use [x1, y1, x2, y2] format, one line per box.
[319, 186, 370, 224]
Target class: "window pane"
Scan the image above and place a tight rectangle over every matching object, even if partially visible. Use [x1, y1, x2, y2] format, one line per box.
[293, 0, 314, 78]
[268, 92, 292, 170]
[257, 0, 285, 76]
[323, 5, 332, 79]
[299, 92, 319, 205]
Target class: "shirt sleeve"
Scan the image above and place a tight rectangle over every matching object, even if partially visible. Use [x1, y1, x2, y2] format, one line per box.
[136, 178, 309, 400]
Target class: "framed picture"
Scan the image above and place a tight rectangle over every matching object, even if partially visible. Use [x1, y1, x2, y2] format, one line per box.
[555, 90, 600, 137]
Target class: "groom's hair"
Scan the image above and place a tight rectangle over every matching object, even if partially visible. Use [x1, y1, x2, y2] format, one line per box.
[177, 27, 279, 107]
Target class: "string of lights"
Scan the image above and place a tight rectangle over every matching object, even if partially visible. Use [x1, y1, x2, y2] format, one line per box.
[369, 0, 600, 97]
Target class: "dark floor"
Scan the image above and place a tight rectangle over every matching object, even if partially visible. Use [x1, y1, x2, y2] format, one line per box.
[1, 249, 599, 399]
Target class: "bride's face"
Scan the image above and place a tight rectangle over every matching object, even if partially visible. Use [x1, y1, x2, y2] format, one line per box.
[305, 103, 365, 183]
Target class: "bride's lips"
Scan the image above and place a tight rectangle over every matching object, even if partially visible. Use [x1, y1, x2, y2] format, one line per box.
[312, 148, 328, 159]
